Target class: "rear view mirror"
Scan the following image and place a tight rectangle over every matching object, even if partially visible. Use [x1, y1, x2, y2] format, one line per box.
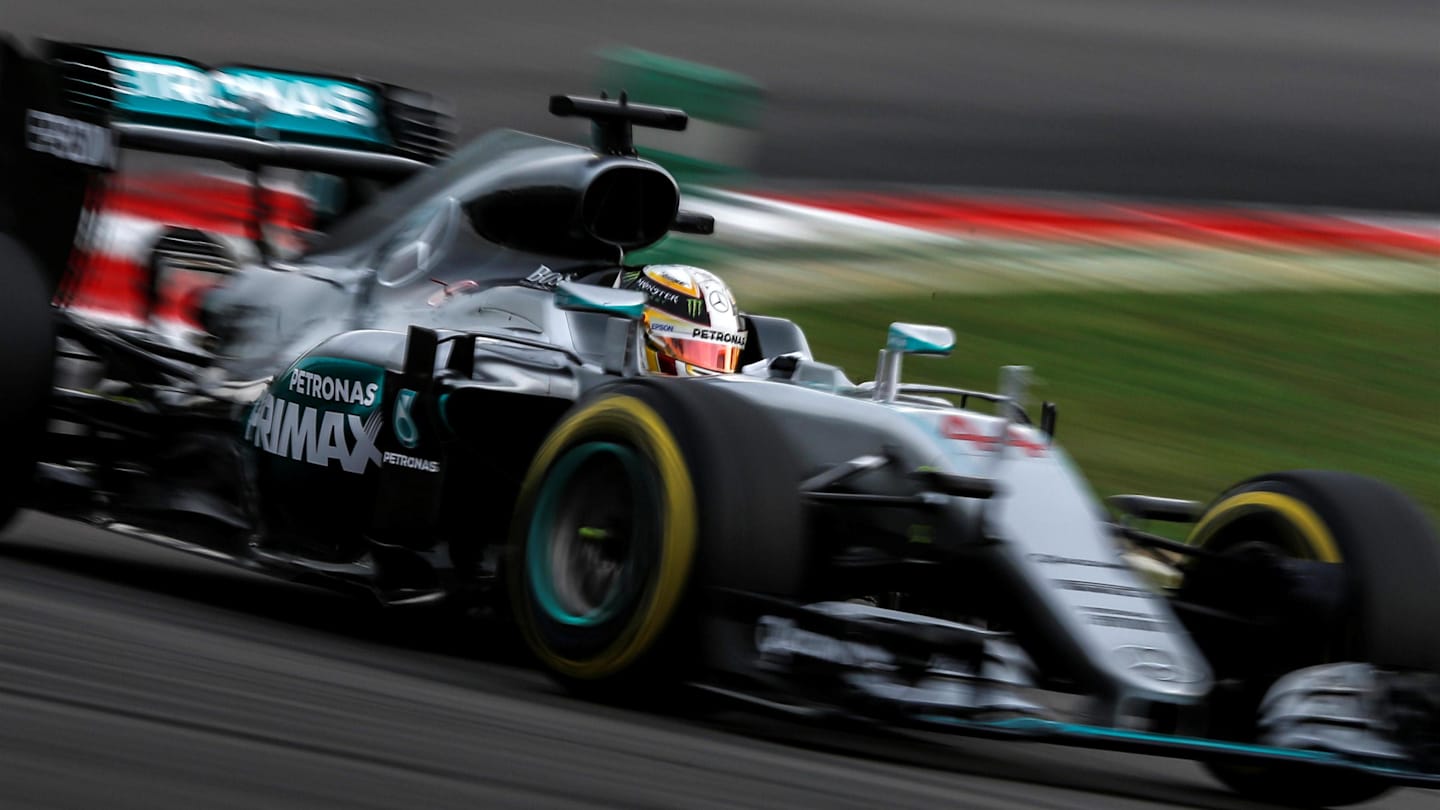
[887, 322, 956, 356]
[872, 322, 957, 402]
[554, 281, 647, 320]
[555, 281, 648, 376]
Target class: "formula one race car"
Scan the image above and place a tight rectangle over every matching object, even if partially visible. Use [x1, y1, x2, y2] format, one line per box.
[1, 36, 1437, 807]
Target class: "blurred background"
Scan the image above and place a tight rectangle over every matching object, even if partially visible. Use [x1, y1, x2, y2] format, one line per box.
[23, 0, 1435, 513]
[3, 2, 1439, 807]
[10, 0, 1439, 210]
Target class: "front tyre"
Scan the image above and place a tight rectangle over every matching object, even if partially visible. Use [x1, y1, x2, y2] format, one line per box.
[1181, 471, 1440, 807]
[508, 378, 811, 696]
[508, 392, 698, 686]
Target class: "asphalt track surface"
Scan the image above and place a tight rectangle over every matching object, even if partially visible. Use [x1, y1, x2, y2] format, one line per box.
[2, 3, 1438, 808]
[0, 513, 1434, 810]
[6, 0, 1440, 211]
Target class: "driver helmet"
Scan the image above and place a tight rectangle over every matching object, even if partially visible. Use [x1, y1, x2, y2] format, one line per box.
[617, 264, 747, 376]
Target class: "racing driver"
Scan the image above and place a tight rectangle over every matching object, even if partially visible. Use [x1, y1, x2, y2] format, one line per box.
[617, 264, 747, 376]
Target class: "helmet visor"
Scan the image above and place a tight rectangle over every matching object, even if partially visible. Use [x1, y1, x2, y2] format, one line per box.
[651, 335, 743, 374]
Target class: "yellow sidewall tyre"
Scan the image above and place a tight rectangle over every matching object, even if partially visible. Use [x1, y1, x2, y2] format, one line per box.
[508, 377, 812, 697]
[1187, 471, 1440, 671]
[509, 392, 698, 684]
[1184, 471, 1440, 807]
[1191, 490, 1341, 563]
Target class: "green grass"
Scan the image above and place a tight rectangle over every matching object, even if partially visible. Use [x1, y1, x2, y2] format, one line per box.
[763, 291, 1440, 518]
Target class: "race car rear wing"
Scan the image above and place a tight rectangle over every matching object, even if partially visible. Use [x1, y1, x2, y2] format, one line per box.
[48, 41, 454, 167]
[0, 34, 454, 291]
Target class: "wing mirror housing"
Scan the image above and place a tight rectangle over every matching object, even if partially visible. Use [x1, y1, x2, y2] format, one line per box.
[886, 322, 955, 356]
[555, 281, 648, 376]
[873, 322, 956, 402]
[555, 281, 647, 319]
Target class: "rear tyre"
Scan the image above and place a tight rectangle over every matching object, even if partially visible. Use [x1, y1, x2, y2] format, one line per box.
[507, 379, 808, 696]
[1180, 471, 1440, 807]
[0, 236, 55, 531]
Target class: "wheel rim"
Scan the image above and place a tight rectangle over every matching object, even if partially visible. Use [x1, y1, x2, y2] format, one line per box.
[527, 441, 659, 627]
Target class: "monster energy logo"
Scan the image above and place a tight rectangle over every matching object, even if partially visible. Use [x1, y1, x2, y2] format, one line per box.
[622, 270, 642, 285]
[687, 298, 705, 317]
